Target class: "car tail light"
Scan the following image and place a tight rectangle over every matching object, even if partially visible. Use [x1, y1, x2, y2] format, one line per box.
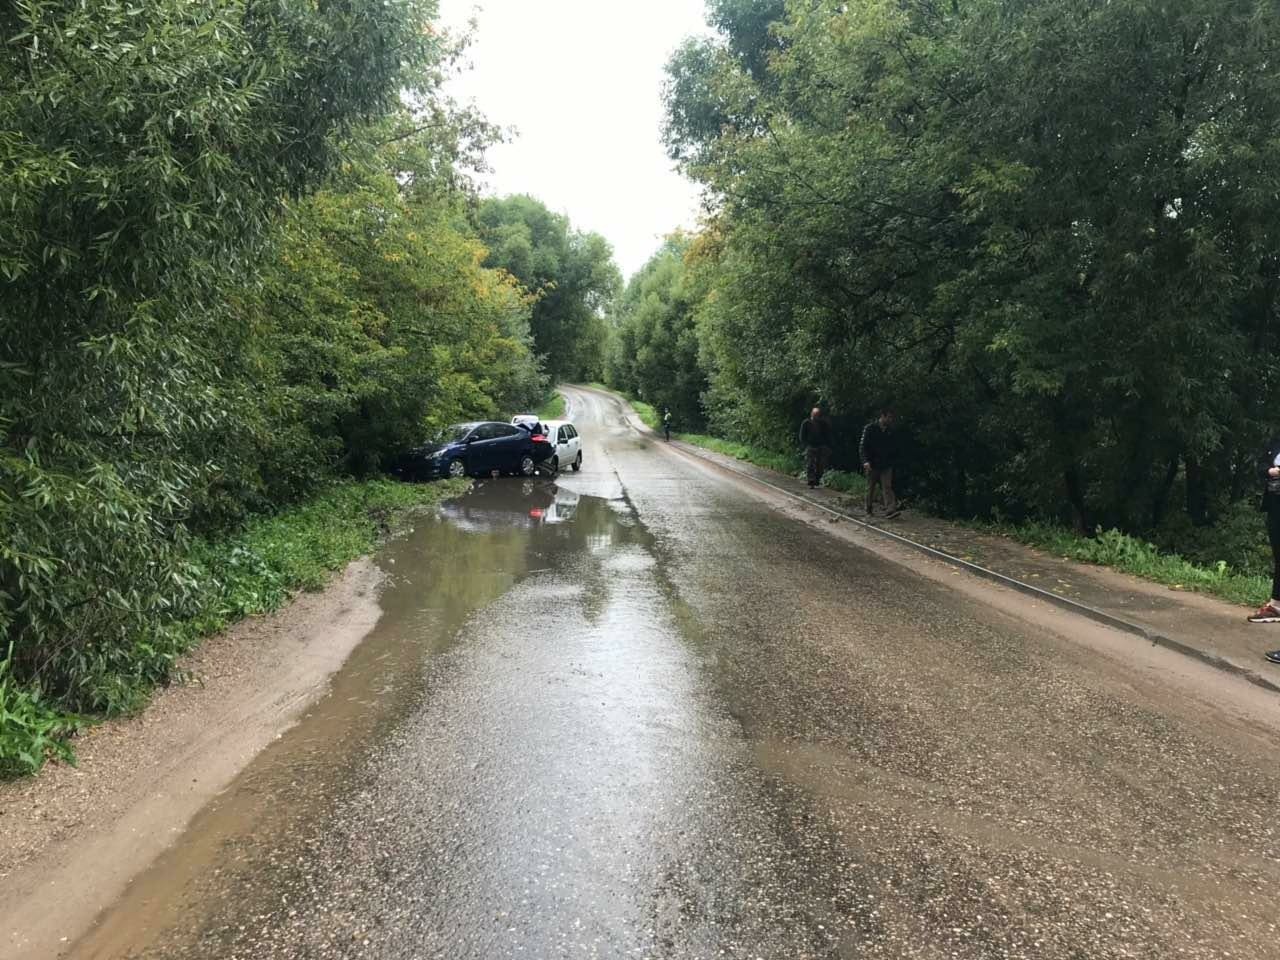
[531, 434, 549, 443]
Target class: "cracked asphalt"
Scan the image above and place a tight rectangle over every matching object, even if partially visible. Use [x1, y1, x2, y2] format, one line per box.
[66, 388, 1280, 960]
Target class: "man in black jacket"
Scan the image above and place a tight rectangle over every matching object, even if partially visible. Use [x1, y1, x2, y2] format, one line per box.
[860, 408, 900, 518]
[799, 406, 832, 488]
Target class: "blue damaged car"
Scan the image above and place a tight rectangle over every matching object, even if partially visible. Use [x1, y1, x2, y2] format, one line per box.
[392, 421, 552, 481]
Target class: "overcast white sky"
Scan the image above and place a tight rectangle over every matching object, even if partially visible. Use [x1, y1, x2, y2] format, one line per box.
[439, 1, 711, 279]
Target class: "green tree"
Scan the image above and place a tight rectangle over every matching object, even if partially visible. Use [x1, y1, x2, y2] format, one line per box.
[665, 0, 1280, 531]
[606, 235, 711, 432]
[0, 0, 443, 710]
[476, 195, 621, 383]
[240, 159, 544, 499]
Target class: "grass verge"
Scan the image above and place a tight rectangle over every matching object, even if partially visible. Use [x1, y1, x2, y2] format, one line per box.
[678, 432, 804, 478]
[979, 521, 1267, 609]
[1, 477, 468, 779]
[537, 391, 566, 421]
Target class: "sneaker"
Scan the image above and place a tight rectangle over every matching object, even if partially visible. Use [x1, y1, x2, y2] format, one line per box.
[885, 508, 902, 519]
[1266, 650, 1280, 664]
[1248, 603, 1280, 623]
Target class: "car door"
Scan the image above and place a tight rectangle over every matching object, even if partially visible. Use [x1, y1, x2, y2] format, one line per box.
[552, 425, 571, 466]
[566, 425, 581, 463]
[490, 423, 527, 473]
[468, 423, 502, 472]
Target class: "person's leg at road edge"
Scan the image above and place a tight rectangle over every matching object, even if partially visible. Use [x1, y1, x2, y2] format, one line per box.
[881, 466, 900, 518]
[1257, 502, 1280, 660]
[806, 447, 821, 488]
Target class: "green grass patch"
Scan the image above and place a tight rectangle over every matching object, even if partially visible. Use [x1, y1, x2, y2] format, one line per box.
[678, 432, 804, 477]
[537, 391, 566, 421]
[182, 478, 468, 632]
[980, 520, 1267, 608]
[1, 477, 467, 779]
[820, 468, 868, 497]
[630, 397, 661, 431]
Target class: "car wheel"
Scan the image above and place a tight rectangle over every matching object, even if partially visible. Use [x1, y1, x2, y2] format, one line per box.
[519, 455, 535, 477]
[571, 452, 582, 472]
[549, 456, 559, 475]
[447, 459, 466, 479]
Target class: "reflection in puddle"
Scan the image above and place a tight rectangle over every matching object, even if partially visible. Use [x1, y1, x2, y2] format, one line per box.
[438, 479, 581, 530]
[67, 478, 646, 960]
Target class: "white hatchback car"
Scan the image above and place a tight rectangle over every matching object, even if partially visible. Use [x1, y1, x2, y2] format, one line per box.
[540, 420, 582, 473]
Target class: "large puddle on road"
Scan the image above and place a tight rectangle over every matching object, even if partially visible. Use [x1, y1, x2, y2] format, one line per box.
[67, 477, 656, 959]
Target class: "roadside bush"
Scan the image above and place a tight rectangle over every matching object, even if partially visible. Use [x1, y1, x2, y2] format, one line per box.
[1, 478, 465, 777]
[1148, 500, 1270, 580]
[0, 646, 81, 779]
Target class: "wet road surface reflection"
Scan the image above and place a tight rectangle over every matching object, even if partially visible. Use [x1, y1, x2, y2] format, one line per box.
[63, 389, 1280, 960]
[69, 478, 835, 959]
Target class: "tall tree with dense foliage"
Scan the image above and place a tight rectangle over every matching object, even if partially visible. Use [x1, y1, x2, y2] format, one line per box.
[238, 157, 544, 504]
[663, 0, 1280, 531]
[606, 235, 711, 431]
[476, 195, 621, 383]
[0, 0, 536, 732]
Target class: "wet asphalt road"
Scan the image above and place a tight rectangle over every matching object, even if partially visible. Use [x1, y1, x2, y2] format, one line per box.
[69, 389, 1280, 959]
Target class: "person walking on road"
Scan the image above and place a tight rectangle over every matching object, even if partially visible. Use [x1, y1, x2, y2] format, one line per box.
[861, 408, 900, 518]
[1250, 433, 1280, 663]
[663, 408, 672, 441]
[799, 406, 832, 488]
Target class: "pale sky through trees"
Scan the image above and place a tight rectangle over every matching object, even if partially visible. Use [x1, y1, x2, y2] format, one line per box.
[441, 1, 710, 279]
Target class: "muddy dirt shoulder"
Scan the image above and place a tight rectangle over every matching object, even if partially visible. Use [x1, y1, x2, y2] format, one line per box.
[0, 557, 386, 960]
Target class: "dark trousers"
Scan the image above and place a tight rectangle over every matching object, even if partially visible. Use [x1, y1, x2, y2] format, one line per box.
[866, 465, 897, 512]
[806, 446, 830, 486]
[1268, 505, 1280, 602]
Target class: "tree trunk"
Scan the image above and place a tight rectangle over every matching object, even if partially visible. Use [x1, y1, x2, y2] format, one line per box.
[1185, 454, 1209, 526]
[1149, 455, 1179, 528]
[1064, 465, 1090, 536]
[952, 461, 968, 518]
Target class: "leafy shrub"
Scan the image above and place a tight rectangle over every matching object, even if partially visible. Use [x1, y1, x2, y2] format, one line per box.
[0, 478, 464, 778]
[0, 644, 81, 779]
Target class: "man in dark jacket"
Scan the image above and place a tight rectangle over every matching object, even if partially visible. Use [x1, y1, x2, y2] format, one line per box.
[799, 406, 832, 488]
[860, 408, 900, 518]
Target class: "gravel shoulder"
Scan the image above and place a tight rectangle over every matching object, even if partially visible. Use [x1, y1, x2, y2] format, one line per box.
[0, 557, 386, 960]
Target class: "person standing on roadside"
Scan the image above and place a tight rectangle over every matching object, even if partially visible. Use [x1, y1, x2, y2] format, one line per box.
[799, 406, 832, 488]
[1249, 433, 1280, 663]
[861, 407, 901, 518]
[663, 408, 672, 441]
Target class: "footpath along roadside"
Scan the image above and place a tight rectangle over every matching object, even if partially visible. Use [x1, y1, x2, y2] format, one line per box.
[577, 385, 1280, 694]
